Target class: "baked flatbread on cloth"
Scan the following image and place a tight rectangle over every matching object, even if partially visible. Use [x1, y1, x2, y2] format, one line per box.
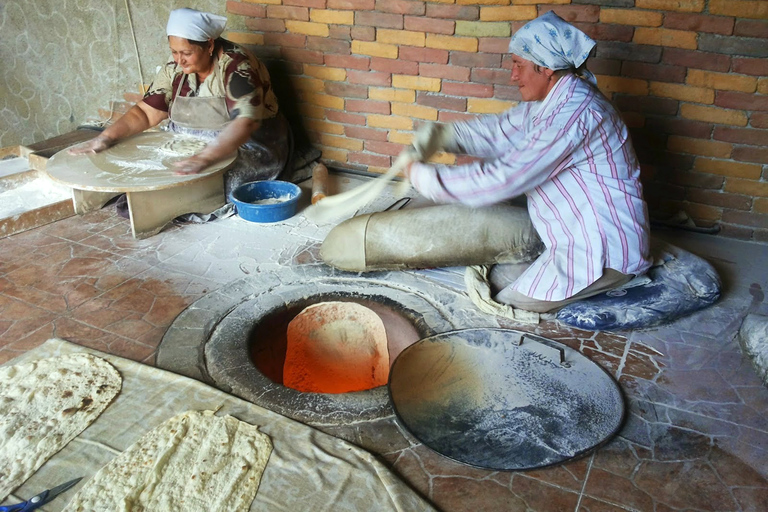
[64, 410, 272, 512]
[0, 353, 121, 500]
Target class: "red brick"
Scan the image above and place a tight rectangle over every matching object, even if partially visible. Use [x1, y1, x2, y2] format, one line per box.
[478, 37, 510, 54]
[699, 34, 768, 58]
[326, 110, 366, 125]
[622, 62, 686, 83]
[471, 68, 512, 85]
[732, 57, 768, 77]
[324, 54, 370, 70]
[750, 113, 768, 129]
[325, 82, 369, 99]
[350, 26, 376, 41]
[439, 111, 480, 123]
[284, 0, 325, 7]
[405, 16, 455, 35]
[400, 46, 449, 64]
[450, 51, 501, 69]
[598, 41, 662, 63]
[646, 118, 713, 139]
[329, 26, 352, 40]
[356, 11, 403, 29]
[348, 70, 392, 86]
[371, 57, 419, 75]
[587, 58, 622, 76]
[663, 13, 734, 35]
[714, 126, 768, 146]
[245, 18, 286, 33]
[307, 36, 351, 54]
[734, 19, 768, 38]
[667, 170, 724, 189]
[574, 22, 634, 42]
[614, 96, 679, 116]
[425, 4, 479, 21]
[266, 5, 309, 21]
[419, 63, 470, 81]
[345, 126, 389, 141]
[539, 5, 600, 23]
[754, 228, 768, 243]
[328, 0, 374, 9]
[732, 146, 768, 164]
[718, 224, 753, 240]
[416, 92, 467, 112]
[687, 190, 752, 210]
[442, 82, 494, 98]
[375, 0, 425, 16]
[264, 33, 306, 48]
[662, 48, 731, 72]
[722, 211, 768, 229]
[494, 85, 523, 102]
[348, 152, 392, 167]
[366, 140, 406, 156]
[715, 91, 768, 112]
[227, 1, 266, 18]
[346, 99, 390, 114]
[281, 48, 324, 64]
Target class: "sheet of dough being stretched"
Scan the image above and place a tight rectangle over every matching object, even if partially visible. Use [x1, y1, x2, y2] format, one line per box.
[304, 151, 413, 224]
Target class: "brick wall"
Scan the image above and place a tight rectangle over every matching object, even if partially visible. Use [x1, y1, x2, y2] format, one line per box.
[221, 0, 768, 242]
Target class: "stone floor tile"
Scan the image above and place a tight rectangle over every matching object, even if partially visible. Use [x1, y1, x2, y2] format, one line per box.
[583, 466, 655, 511]
[431, 476, 528, 512]
[577, 496, 636, 511]
[732, 487, 768, 512]
[509, 474, 581, 511]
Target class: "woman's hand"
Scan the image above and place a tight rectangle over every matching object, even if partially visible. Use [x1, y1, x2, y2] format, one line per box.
[68, 135, 115, 155]
[172, 154, 214, 175]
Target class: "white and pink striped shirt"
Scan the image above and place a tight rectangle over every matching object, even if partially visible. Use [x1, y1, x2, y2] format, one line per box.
[410, 73, 651, 301]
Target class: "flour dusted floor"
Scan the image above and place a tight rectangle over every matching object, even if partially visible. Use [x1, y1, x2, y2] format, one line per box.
[0, 172, 766, 511]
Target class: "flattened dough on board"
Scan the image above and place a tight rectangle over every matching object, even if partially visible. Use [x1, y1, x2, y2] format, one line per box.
[157, 137, 208, 157]
[0, 354, 121, 501]
[63, 410, 272, 512]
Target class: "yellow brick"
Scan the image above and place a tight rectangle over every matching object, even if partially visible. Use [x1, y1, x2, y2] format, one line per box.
[369, 88, 415, 103]
[680, 104, 748, 127]
[426, 34, 478, 52]
[305, 119, 345, 135]
[303, 92, 345, 110]
[684, 203, 721, 223]
[758, 78, 768, 95]
[320, 133, 363, 151]
[455, 21, 511, 38]
[694, 158, 762, 179]
[378, 29, 425, 47]
[649, 82, 714, 104]
[392, 75, 442, 92]
[599, 8, 663, 27]
[320, 148, 348, 164]
[687, 69, 757, 94]
[633, 27, 697, 50]
[352, 40, 399, 59]
[503, 0, 569, 3]
[754, 198, 768, 215]
[367, 114, 414, 131]
[389, 130, 413, 145]
[597, 75, 649, 96]
[304, 64, 347, 82]
[635, 0, 705, 12]
[245, 0, 279, 4]
[457, 0, 510, 5]
[667, 136, 732, 158]
[726, 178, 768, 197]
[428, 152, 457, 165]
[292, 76, 325, 92]
[223, 32, 264, 46]
[392, 102, 439, 121]
[297, 103, 324, 120]
[480, 6, 538, 21]
[309, 9, 354, 25]
[710, 0, 768, 20]
[468, 98, 516, 114]
[285, 20, 330, 37]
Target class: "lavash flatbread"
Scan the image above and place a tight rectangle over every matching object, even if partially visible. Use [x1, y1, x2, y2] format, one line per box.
[64, 410, 272, 512]
[0, 353, 121, 500]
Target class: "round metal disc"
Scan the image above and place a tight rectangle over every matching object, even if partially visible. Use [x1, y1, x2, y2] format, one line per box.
[388, 328, 625, 471]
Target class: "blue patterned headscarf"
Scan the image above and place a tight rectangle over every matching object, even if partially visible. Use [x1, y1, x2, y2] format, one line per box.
[508, 11, 597, 84]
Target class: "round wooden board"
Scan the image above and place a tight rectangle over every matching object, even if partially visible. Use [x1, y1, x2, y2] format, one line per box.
[46, 131, 237, 193]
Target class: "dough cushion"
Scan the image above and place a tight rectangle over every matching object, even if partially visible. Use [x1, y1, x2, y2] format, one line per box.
[0, 354, 121, 500]
[63, 410, 272, 512]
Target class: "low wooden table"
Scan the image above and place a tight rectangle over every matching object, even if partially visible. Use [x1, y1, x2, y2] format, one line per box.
[45, 131, 236, 239]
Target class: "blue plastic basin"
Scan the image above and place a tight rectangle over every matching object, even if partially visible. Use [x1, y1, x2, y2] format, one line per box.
[229, 180, 302, 223]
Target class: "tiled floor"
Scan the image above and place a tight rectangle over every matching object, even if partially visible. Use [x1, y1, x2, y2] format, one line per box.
[1, 173, 767, 511]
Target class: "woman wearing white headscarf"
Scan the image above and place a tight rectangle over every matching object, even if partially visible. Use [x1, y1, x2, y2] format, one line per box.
[324, 11, 650, 314]
[71, 8, 290, 197]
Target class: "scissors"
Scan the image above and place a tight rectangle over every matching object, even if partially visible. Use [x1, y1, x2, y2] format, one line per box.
[0, 477, 82, 511]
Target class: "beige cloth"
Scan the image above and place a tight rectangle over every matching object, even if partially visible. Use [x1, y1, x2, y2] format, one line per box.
[0, 339, 434, 512]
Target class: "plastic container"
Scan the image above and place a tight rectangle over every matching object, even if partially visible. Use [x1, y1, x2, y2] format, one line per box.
[229, 180, 302, 223]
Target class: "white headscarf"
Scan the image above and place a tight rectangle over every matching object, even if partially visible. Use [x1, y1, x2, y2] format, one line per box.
[508, 11, 597, 84]
[166, 8, 227, 42]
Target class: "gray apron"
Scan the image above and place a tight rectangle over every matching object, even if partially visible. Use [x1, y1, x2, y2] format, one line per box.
[168, 62, 290, 197]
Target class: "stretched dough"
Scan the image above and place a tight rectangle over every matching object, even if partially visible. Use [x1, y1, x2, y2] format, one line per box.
[157, 138, 208, 157]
